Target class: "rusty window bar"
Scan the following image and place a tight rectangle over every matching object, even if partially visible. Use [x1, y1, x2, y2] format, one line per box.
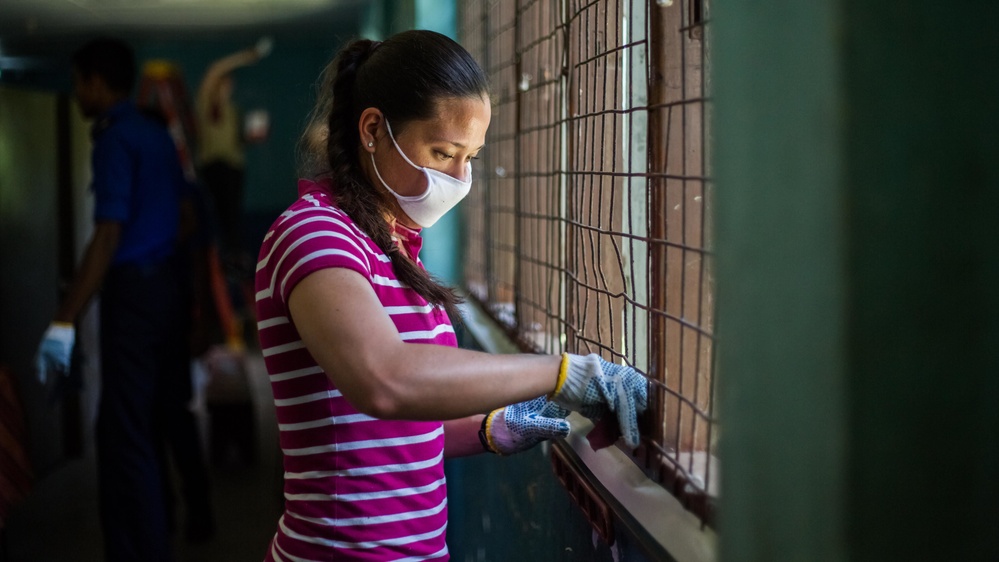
[647, 0, 717, 525]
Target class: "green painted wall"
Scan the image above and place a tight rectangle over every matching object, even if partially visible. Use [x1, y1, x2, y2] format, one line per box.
[0, 87, 65, 471]
[714, 2, 847, 559]
[716, 1, 999, 561]
[412, 0, 464, 286]
[842, 4, 999, 558]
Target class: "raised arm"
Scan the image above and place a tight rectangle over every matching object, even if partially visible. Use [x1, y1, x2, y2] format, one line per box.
[196, 37, 272, 106]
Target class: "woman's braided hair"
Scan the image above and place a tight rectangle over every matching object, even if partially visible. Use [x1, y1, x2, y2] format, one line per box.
[298, 30, 489, 324]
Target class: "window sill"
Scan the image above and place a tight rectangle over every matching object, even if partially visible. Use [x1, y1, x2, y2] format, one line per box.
[560, 415, 717, 562]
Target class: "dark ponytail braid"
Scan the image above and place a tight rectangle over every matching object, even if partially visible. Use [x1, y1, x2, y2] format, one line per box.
[300, 31, 489, 324]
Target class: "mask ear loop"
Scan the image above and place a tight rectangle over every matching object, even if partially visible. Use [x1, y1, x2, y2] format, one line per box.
[370, 120, 433, 202]
[383, 119, 422, 171]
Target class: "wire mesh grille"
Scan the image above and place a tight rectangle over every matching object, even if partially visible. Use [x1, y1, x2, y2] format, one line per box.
[459, 0, 716, 525]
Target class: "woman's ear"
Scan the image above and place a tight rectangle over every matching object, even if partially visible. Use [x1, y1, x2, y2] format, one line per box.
[358, 107, 382, 153]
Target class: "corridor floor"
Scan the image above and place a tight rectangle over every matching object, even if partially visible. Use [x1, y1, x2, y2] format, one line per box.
[3, 353, 282, 562]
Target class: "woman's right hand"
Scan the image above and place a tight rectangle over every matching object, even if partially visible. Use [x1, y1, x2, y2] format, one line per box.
[551, 353, 649, 449]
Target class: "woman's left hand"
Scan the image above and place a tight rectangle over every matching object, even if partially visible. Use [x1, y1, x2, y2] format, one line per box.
[551, 353, 650, 449]
[481, 397, 570, 455]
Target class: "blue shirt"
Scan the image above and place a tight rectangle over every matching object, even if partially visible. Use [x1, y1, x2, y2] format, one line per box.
[91, 101, 185, 265]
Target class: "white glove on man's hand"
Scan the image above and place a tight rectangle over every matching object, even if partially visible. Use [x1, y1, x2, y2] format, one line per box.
[550, 353, 649, 449]
[480, 397, 570, 455]
[35, 322, 75, 384]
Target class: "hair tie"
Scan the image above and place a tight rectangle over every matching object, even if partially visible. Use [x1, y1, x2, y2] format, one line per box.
[354, 40, 381, 71]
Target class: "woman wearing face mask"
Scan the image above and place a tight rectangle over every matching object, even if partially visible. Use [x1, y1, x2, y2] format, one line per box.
[256, 30, 649, 561]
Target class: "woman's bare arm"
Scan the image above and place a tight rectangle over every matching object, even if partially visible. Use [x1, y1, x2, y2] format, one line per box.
[288, 267, 561, 421]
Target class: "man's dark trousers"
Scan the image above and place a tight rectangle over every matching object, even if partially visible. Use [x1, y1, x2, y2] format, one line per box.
[97, 256, 184, 562]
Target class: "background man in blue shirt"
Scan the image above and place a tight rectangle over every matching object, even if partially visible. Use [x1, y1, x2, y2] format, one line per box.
[35, 37, 212, 560]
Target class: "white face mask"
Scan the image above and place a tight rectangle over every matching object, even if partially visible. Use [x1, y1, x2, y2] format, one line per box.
[370, 119, 472, 228]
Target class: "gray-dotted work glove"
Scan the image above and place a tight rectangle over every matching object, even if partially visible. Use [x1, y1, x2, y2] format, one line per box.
[480, 396, 571, 455]
[550, 353, 649, 449]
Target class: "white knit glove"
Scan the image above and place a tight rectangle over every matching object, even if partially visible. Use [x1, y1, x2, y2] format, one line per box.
[35, 322, 75, 384]
[550, 353, 649, 449]
[480, 397, 570, 455]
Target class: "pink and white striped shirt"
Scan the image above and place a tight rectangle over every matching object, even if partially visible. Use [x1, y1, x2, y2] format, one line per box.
[256, 178, 456, 561]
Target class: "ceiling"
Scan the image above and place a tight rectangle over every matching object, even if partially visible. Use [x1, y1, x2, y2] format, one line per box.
[0, 0, 368, 85]
[0, 0, 367, 31]
[0, 0, 367, 54]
